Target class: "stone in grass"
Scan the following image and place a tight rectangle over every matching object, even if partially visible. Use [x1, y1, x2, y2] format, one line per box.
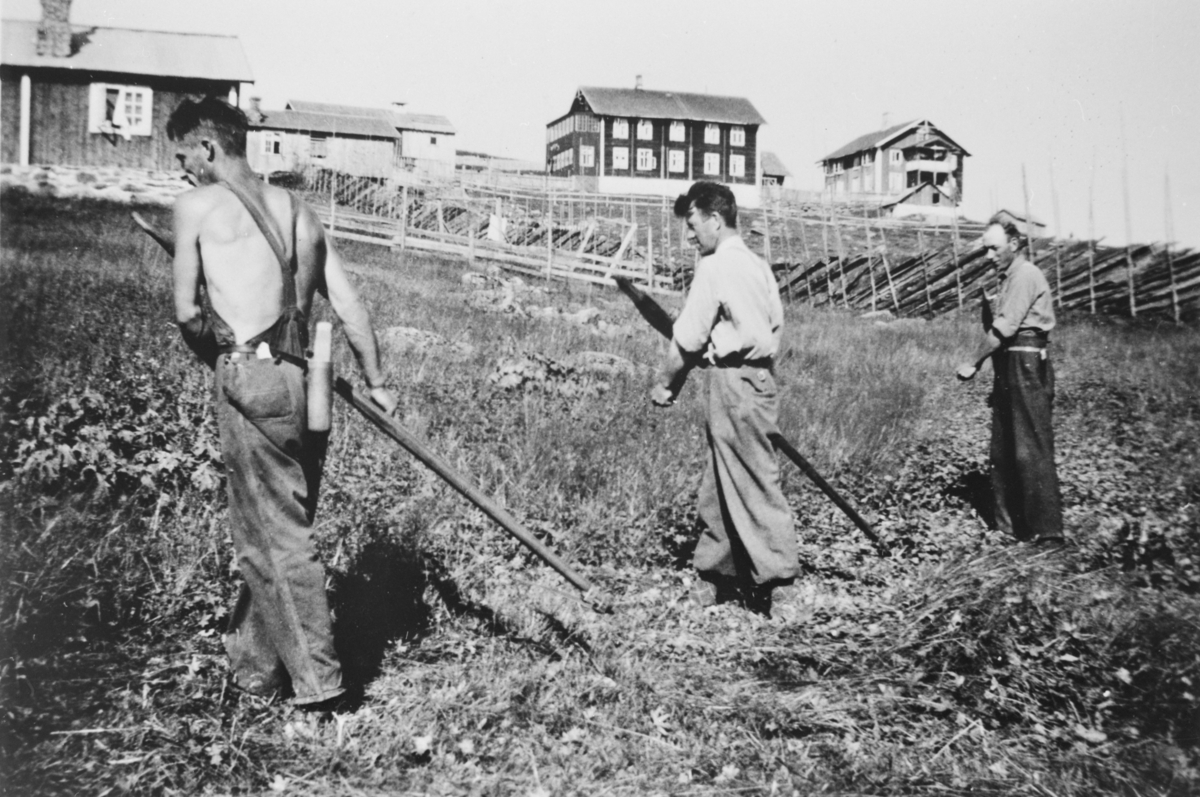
[860, 309, 894, 321]
[76, 171, 98, 184]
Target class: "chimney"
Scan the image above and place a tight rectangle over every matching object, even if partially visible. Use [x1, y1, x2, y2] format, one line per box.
[247, 97, 264, 124]
[881, 111, 890, 129]
[37, 0, 73, 58]
[635, 74, 643, 91]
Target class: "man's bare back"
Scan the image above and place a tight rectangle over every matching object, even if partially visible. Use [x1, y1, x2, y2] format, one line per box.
[174, 180, 323, 344]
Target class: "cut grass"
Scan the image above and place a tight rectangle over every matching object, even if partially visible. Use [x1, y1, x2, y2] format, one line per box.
[2, 191, 1198, 795]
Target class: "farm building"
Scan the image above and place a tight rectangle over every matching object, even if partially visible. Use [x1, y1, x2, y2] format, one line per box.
[990, 209, 1048, 238]
[761, 152, 790, 187]
[818, 119, 968, 207]
[246, 99, 456, 182]
[545, 80, 766, 208]
[1, 0, 253, 170]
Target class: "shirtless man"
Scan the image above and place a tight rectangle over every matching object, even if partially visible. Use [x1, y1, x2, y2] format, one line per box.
[168, 97, 396, 709]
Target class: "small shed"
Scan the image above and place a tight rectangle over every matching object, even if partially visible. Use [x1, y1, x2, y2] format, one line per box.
[1, 0, 253, 170]
[761, 151, 790, 187]
[990, 209, 1048, 238]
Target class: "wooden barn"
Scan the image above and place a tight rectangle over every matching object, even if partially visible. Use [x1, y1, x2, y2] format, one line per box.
[819, 119, 968, 202]
[761, 151, 790, 187]
[1, 0, 253, 170]
[247, 100, 401, 180]
[545, 80, 766, 207]
[247, 100, 456, 181]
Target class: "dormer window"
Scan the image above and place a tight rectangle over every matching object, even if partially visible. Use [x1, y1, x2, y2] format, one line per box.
[612, 119, 629, 139]
[730, 126, 745, 147]
[636, 119, 653, 140]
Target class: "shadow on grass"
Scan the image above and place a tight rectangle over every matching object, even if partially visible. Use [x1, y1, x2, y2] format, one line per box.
[425, 557, 593, 658]
[948, 469, 996, 529]
[331, 540, 432, 688]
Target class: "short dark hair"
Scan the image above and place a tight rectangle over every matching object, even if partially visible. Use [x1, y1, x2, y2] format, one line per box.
[987, 215, 1028, 251]
[673, 181, 737, 228]
[167, 96, 248, 157]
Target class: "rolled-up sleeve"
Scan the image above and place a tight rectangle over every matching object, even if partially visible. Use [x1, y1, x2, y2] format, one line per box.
[992, 268, 1038, 339]
[673, 263, 720, 353]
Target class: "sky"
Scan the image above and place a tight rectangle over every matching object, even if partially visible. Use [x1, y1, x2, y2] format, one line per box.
[5, 0, 1199, 247]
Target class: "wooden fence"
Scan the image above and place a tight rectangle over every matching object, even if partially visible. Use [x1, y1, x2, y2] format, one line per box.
[280, 167, 1199, 322]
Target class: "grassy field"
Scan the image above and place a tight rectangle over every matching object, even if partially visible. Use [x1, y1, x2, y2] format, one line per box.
[1, 189, 1198, 796]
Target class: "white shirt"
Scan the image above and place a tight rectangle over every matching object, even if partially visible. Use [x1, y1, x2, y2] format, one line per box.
[672, 235, 784, 361]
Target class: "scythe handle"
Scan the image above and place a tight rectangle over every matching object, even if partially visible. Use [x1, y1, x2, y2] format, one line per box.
[132, 212, 614, 611]
[614, 275, 888, 556]
[335, 378, 614, 612]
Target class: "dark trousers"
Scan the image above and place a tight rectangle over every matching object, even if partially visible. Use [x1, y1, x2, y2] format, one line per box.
[990, 346, 1063, 541]
[693, 365, 798, 585]
[215, 352, 343, 705]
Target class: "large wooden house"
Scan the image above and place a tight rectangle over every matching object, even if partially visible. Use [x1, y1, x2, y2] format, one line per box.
[247, 100, 456, 181]
[1, 0, 253, 170]
[545, 83, 766, 207]
[818, 119, 968, 209]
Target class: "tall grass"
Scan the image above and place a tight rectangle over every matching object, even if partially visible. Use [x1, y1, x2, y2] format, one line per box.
[2, 191, 1198, 795]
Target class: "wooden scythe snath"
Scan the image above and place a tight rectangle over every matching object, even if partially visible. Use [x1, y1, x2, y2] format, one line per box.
[132, 211, 615, 613]
[612, 276, 888, 556]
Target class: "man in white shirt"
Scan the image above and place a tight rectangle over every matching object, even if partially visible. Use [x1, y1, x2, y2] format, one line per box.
[653, 182, 797, 614]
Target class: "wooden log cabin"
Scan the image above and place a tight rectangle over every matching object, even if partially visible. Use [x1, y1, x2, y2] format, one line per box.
[545, 79, 766, 208]
[1, 0, 253, 171]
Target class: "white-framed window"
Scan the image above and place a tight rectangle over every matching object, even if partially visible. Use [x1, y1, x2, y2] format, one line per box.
[612, 146, 629, 170]
[552, 149, 575, 171]
[636, 148, 656, 171]
[730, 126, 745, 146]
[704, 124, 720, 144]
[310, 134, 329, 158]
[729, 154, 745, 177]
[668, 149, 685, 173]
[262, 131, 282, 155]
[88, 83, 153, 136]
[636, 119, 653, 140]
[703, 152, 720, 175]
[889, 150, 902, 164]
[612, 119, 629, 139]
[863, 150, 874, 164]
[669, 121, 685, 142]
[580, 145, 595, 168]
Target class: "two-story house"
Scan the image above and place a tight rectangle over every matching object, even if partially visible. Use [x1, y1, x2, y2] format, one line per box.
[818, 119, 968, 210]
[545, 82, 766, 208]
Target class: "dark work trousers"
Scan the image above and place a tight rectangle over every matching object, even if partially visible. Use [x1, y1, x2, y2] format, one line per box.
[990, 343, 1064, 541]
[693, 365, 799, 585]
[214, 351, 342, 705]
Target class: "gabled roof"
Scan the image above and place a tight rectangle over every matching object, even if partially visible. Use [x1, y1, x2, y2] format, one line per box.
[284, 100, 456, 135]
[391, 113, 455, 135]
[820, 119, 970, 162]
[576, 87, 766, 125]
[761, 151, 790, 177]
[251, 110, 399, 139]
[1, 19, 253, 82]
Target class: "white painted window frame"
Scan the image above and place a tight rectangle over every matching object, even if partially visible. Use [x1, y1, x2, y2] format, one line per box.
[88, 83, 153, 137]
[703, 152, 720, 175]
[612, 146, 629, 170]
[612, 119, 629, 139]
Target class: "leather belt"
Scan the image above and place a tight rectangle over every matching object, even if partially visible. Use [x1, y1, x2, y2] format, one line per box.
[219, 344, 307, 369]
